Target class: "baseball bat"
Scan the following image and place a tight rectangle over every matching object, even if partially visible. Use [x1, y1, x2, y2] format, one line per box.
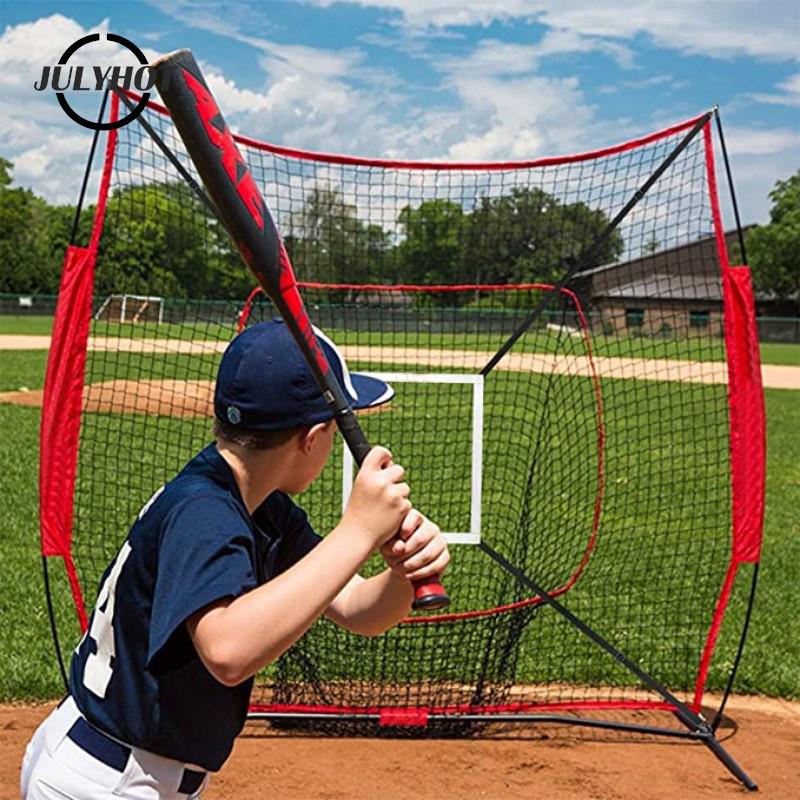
[151, 49, 449, 611]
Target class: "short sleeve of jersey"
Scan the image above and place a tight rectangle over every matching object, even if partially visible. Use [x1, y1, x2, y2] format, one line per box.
[148, 495, 257, 670]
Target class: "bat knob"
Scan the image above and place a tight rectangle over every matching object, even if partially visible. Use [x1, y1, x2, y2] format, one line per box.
[411, 578, 450, 612]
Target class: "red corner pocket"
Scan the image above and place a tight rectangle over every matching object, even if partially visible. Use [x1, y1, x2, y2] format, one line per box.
[723, 266, 766, 564]
[39, 245, 96, 558]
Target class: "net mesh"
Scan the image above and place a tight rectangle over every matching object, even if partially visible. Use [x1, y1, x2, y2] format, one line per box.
[68, 95, 733, 728]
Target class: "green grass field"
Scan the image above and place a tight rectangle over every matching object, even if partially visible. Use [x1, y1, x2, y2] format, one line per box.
[3, 314, 800, 365]
[0, 344, 797, 703]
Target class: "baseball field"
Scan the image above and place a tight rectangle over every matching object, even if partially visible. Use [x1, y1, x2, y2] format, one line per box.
[1, 317, 799, 799]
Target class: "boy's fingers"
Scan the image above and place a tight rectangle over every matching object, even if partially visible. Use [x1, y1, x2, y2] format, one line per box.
[406, 551, 450, 582]
[401, 536, 447, 574]
[399, 509, 424, 539]
[383, 464, 405, 483]
[402, 518, 438, 551]
[365, 446, 392, 469]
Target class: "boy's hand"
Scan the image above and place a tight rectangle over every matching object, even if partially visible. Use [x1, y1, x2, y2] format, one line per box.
[342, 446, 412, 549]
[380, 509, 450, 582]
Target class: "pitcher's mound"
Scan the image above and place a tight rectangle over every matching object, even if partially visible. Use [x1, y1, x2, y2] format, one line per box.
[0, 380, 391, 418]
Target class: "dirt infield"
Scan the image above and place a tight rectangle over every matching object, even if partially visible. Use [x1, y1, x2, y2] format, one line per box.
[2, 696, 798, 799]
[0, 380, 216, 418]
[2, 334, 799, 390]
[0, 380, 392, 418]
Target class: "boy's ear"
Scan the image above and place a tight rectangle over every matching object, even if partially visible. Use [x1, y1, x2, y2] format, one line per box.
[299, 422, 329, 454]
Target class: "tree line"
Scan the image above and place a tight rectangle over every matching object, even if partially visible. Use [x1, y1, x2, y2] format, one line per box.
[0, 158, 93, 294]
[0, 155, 798, 312]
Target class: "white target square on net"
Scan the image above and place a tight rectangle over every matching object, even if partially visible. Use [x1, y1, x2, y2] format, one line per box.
[341, 372, 483, 545]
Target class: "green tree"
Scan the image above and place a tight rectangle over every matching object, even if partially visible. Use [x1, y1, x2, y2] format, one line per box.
[466, 187, 624, 286]
[395, 199, 468, 285]
[0, 158, 50, 293]
[286, 188, 391, 285]
[747, 170, 800, 308]
[0, 157, 95, 294]
[97, 181, 248, 299]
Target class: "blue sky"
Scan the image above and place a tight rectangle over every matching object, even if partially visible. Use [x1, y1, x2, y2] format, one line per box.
[1, 0, 798, 224]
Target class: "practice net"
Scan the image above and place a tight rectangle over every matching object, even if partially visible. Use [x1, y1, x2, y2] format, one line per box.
[39, 91, 764, 739]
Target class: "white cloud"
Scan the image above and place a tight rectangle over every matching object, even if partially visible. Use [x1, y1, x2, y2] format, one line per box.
[311, 0, 537, 28]
[601, 74, 677, 93]
[439, 33, 632, 79]
[309, 0, 800, 61]
[202, 68, 271, 115]
[0, 14, 170, 206]
[443, 74, 591, 161]
[0, 7, 793, 231]
[722, 126, 800, 158]
[0, 14, 94, 89]
[746, 72, 800, 109]
[779, 73, 800, 96]
[13, 132, 96, 198]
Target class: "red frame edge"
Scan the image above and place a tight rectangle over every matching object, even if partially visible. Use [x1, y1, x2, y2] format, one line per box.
[693, 120, 766, 707]
[703, 121, 766, 565]
[123, 87, 705, 172]
[38, 92, 120, 632]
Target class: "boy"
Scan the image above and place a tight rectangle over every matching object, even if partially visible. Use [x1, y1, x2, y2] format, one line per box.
[21, 319, 449, 799]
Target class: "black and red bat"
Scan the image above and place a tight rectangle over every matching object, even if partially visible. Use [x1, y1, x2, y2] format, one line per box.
[151, 49, 449, 612]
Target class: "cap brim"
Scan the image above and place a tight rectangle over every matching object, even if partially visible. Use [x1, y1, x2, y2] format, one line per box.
[350, 373, 394, 410]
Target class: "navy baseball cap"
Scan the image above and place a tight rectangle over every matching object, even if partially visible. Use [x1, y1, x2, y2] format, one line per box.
[214, 319, 394, 431]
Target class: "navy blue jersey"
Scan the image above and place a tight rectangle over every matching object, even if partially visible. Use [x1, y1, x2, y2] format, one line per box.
[70, 443, 322, 771]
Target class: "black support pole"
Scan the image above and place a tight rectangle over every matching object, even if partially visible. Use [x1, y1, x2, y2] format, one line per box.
[477, 542, 757, 790]
[482, 110, 712, 377]
[714, 107, 748, 265]
[42, 557, 69, 693]
[711, 563, 760, 734]
[69, 86, 109, 245]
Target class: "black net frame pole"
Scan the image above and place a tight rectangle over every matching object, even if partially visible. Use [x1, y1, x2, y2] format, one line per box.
[708, 109, 760, 735]
[42, 556, 68, 693]
[111, 86, 226, 230]
[481, 110, 713, 377]
[711, 562, 760, 734]
[477, 542, 757, 790]
[713, 106, 749, 265]
[69, 86, 110, 245]
[248, 712, 712, 740]
[44, 87, 112, 696]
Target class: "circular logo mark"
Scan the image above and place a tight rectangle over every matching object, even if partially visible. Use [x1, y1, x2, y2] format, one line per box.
[56, 33, 151, 130]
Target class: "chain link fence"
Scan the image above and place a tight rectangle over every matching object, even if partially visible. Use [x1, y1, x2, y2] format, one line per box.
[1, 293, 799, 344]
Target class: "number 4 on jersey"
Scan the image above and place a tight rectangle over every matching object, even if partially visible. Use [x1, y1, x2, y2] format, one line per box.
[81, 541, 133, 698]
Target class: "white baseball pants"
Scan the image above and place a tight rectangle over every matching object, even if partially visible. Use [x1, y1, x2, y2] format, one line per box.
[20, 696, 210, 799]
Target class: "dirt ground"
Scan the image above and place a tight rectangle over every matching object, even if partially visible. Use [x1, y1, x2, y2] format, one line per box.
[3, 696, 799, 799]
[2, 334, 799, 390]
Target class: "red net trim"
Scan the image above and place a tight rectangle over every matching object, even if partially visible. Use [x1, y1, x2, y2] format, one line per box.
[250, 698, 689, 718]
[238, 282, 606, 625]
[122, 89, 705, 171]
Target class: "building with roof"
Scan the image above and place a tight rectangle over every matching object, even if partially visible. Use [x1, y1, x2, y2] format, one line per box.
[572, 228, 750, 338]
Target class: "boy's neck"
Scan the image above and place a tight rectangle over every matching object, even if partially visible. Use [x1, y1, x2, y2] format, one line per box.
[216, 442, 287, 514]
